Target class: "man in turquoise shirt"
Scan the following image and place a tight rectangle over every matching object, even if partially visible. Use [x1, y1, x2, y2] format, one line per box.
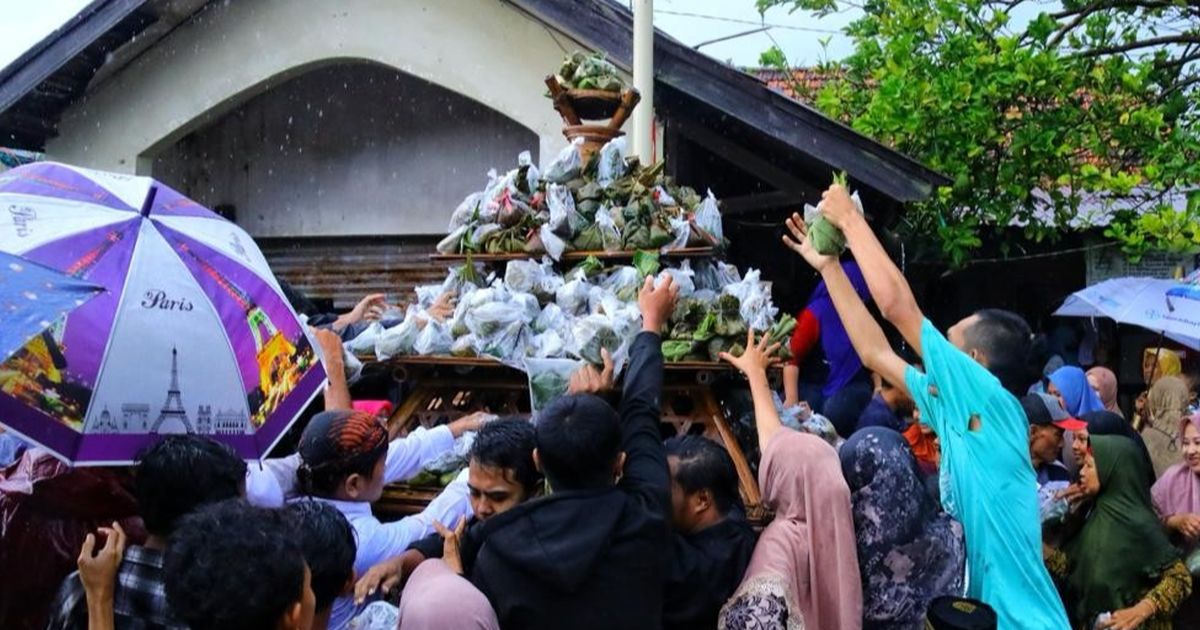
[782, 185, 1069, 630]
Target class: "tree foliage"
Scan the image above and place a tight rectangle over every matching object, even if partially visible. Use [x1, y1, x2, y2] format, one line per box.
[757, 0, 1200, 265]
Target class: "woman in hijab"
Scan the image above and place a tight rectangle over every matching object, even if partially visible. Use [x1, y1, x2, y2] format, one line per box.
[1044, 435, 1191, 629]
[1047, 366, 1107, 417]
[721, 331, 863, 630]
[1142, 376, 1191, 477]
[397, 560, 499, 630]
[1135, 348, 1183, 430]
[1151, 413, 1200, 627]
[840, 428, 965, 629]
[1073, 411, 1155, 486]
[1086, 367, 1122, 416]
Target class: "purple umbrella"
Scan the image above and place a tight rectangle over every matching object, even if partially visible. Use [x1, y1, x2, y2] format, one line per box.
[0, 162, 327, 465]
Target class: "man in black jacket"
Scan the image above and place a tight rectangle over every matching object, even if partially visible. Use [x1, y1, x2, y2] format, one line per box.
[461, 275, 678, 630]
[662, 435, 757, 630]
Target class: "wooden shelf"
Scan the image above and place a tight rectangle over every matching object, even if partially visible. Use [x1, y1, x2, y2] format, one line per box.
[429, 246, 715, 264]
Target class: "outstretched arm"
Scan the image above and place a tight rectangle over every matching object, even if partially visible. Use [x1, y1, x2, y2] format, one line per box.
[816, 186, 925, 352]
[720, 329, 786, 449]
[783, 215, 911, 395]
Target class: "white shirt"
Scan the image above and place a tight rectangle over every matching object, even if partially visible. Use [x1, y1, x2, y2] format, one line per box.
[279, 425, 472, 630]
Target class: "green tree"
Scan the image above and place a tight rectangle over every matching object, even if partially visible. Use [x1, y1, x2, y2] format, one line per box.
[757, 0, 1200, 266]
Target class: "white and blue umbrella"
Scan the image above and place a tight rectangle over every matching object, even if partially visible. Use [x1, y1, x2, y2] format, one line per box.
[1054, 271, 1200, 349]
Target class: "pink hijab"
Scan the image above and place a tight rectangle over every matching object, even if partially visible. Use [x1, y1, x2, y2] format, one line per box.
[398, 560, 499, 630]
[737, 430, 862, 630]
[1086, 367, 1122, 414]
[1151, 414, 1200, 517]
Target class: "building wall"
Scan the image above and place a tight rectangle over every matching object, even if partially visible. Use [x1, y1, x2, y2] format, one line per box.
[44, 0, 586, 181]
[153, 63, 538, 236]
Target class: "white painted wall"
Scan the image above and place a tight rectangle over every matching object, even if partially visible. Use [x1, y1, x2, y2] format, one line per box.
[153, 63, 538, 236]
[45, 0, 598, 229]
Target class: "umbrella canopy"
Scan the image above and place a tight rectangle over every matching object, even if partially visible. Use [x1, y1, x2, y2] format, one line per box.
[0, 162, 326, 464]
[1, 250, 104, 362]
[1054, 272, 1200, 349]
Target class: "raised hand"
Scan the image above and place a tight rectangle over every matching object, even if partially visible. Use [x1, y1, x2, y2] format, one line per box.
[718, 329, 782, 378]
[568, 348, 615, 395]
[639, 274, 680, 334]
[78, 522, 126, 601]
[782, 213, 838, 272]
[818, 184, 860, 229]
[433, 516, 469, 575]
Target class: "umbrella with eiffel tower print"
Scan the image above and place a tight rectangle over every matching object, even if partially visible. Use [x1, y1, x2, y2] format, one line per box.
[0, 162, 327, 465]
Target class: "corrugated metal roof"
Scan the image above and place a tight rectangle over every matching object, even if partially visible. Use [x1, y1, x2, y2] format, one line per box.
[258, 236, 445, 310]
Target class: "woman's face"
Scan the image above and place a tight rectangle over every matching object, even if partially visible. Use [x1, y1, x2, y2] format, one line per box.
[1143, 352, 1159, 385]
[1046, 381, 1067, 411]
[1080, 453, 1101, 497]
[1182, 422, 1200, 474]
[1072, 428, 1090, 464]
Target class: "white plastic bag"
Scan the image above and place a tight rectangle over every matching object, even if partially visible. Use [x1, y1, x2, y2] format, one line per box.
[524, 358, 584, 414]
[448, 192, 483, 231]
[653, 185, 677, 207]
[465, 301, 529, 338]
[529, 330, 566, 359]
[437, 225, 468, 254]
[596, 137, 628, 189]
[346, 321, 385, 355]
[722, 269, 778, 331]
[533, 303, 569, 335]
[375, 307, 423, 360]
[543, 138, 584, 184]
[475, 320, 531, 364]
[556, 279, 591, 316]
[569, 314, 622, 365]
[661, 260, 696, 297]
[343, 347, 364, 385]
[518, 150, 540, 191]
[595, 206, 623, 251]
[547, 184, 587, 237]
[602, 266, 642, 303]
[450, 334, 478, 358]
[413, 320, 453, 355]
[665, 216, 691, 251]
[539, 224, 569, 261]
[694, 189, 723, 243]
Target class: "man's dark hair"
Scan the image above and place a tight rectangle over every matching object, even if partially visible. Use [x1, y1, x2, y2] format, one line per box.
[286, 501, 355, 613]
[664, 435, 743, 515]
[164, 500, 306, 630]
[297, 411, 389, 498]
[534, 394, 622, 490]
[470, 418, 541, 493]
[135, 435, 248, 536]
[965, 309, 1034, 396]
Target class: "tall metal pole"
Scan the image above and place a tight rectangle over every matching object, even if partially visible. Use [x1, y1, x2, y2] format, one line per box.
[632, 0, 654, 163]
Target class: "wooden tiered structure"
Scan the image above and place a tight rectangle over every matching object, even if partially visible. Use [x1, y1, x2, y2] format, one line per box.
[373, 82, 770, 524]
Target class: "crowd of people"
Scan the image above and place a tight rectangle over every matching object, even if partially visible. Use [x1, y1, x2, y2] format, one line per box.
[4, 183, 1200, 630]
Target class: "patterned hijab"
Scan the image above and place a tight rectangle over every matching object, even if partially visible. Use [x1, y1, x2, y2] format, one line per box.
[1064, 435, 1180, 621]
[840, 428, 966, 629]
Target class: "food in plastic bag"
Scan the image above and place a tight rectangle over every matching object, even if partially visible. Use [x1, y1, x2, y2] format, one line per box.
[556, 279, 592, 316]
[547, 184, 587, 237]
[465, 301, 529, 338]
[476, 320, 531, 363]
[343, 348, 364, 385]
[632, 250, 661, 277]
[694, 189, 723, 243]
[661, 261, 696, 297]
[530, 330, 566, 358]
[665, 216, 692, 251]
[504, 259, 560, 303]
[349, 601, 400, 630]
[603, 266, 643, 302]
[722, 269, 778, 331]
[450, 334, 478, 358]
[591, 207, 621, 251]
[518, 150, 540, 192]
[539, 224, 569, 261]
[653, 185, 677, 207]
[1038, 481, 1071, 524]
[413, 321, 453, 355]
[525, 358, 583, 414]
[663, 340, 697, 362]
[346, 321, 385, 355]
[543, 139, 584, 184]
[596, 137, 628, 189]
[803, 172, 865, 256]
[511, 291, 541, 321]
[570, 315, 621, 365]
[375, 308, 423, 360]
[437, 225, 469, 254]
[448, 192, 483, 231]
[533, 303, 569, 335]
